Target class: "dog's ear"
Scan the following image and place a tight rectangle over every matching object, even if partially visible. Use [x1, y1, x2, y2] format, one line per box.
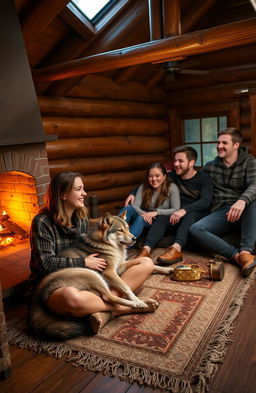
[101, 212, 113, 229]
[119, 210, 127, 221]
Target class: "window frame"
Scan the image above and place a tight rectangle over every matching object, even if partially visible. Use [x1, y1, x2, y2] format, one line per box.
[183, 114, 228, 167]
[168, 101, 240, 168]
[70, 0, 117, 24]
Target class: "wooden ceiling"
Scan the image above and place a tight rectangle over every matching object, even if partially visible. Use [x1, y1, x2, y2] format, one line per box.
[15, 0, 256, 95]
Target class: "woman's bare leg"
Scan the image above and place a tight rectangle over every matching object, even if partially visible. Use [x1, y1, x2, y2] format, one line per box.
[47, 257, 155, 316]
[89, 256, 156, 332]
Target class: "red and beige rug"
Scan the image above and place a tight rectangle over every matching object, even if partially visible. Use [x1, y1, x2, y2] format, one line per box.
[8, 251, 256, 393]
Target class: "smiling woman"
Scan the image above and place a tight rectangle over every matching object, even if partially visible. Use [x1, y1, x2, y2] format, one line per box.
[26, 171, 156, 337]
[118, 162, 180, 241]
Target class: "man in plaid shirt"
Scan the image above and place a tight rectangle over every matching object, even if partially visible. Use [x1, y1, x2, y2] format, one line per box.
[190, 127, 256, 277]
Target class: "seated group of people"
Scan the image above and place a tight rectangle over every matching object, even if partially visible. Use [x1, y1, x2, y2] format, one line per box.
[120, 127, 256, 277]
[28, 127, 256, 334]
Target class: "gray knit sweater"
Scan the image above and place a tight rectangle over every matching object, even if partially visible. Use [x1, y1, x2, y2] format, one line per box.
[203, 147, 256, 211]
[132, 182, 180, 216]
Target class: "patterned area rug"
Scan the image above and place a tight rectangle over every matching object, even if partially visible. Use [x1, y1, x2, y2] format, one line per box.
[8, 251, 256, 393]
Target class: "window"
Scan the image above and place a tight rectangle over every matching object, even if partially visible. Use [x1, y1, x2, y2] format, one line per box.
[71, 0, 117, 24]
[184, 116, 227, 166]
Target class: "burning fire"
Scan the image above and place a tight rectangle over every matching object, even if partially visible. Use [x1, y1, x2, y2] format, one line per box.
[0, 210, 15, 247]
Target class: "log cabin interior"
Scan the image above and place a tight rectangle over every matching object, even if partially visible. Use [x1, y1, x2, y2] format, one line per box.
[1, 0, 256, 392]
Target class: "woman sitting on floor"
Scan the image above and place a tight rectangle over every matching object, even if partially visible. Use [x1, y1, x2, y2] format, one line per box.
[119, 162, 180, 256]
[27, 171, 158, 334]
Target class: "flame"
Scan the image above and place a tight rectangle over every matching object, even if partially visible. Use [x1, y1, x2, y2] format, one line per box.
[0, 210, 15, 248]
[0, 237, 15, 247]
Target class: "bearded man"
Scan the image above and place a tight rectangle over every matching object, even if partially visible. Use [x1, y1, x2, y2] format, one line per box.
[190, 128, 256, 277]
[125, 145, 213, 263]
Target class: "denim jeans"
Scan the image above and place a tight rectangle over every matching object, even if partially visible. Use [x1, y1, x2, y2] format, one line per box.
[119, 205, 149, 238]
[144, 211, 207, 249]
[190, 201, 256, 260]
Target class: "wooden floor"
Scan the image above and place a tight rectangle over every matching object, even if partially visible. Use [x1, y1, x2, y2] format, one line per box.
[1, 263, 256, 393]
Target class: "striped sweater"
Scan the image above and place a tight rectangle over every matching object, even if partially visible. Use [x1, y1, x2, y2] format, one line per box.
[203, 147, 256, 211]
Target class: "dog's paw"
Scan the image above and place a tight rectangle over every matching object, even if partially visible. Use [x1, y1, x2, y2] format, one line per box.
[133, 298, 159, 312]
[133, 299, 148, 308]
[143, 298, 159, 311]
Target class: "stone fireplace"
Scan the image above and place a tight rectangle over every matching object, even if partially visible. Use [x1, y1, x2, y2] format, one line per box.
[0, 144, 51, 298]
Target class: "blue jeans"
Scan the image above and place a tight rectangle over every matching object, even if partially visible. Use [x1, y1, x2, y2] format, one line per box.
[119, 205, 149, 238]
[143, 211, 207, 249]
[190, 201, 256, 260]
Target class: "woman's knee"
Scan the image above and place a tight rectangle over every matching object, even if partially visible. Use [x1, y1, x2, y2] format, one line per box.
[48, 286, 84, 313]
[136, 256, 154, 272]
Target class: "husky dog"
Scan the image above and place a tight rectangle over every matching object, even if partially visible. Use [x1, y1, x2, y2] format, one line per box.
[28, 212, 172, 340]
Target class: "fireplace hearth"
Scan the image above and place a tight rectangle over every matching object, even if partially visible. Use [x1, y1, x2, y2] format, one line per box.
[0, 144, 51, 298]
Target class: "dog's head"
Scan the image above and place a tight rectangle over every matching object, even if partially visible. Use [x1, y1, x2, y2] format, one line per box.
[100, 212, 136, 247]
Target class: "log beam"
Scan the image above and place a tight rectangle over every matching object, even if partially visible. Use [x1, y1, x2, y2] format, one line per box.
[114, 65, 141, 85]
[167, 80, 256, 105]
[33, 18, 256, 83]
[162, 0, 181, 37]
[81, 171, 146, 191]
[48, 0, 147, 94]
[145, 72, 165, 89]
[91, 185, 136, 204]
[21, 0, 69, 45]
[148, 0, 162, 40]
[46, 136, 169, 160]
[43, 117, 168, 137]
[164, 63, 256, 91]
[38, 96, 166, 118]
[182, 0, 218, 34]
[48, 153, 170, 176]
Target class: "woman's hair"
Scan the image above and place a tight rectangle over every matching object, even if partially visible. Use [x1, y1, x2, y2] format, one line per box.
[42, 172, 88, 226]
[141, 162, 171, 210]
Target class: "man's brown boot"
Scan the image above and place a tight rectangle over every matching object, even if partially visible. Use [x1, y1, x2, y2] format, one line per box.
[237, 253, 256, 277]
[157, 246, 183, 265]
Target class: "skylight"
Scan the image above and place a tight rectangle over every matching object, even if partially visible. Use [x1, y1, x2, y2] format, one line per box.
[71, 0, 116, 22]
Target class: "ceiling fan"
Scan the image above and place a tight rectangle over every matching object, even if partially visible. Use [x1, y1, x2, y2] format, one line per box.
[162, 60, 211, 81]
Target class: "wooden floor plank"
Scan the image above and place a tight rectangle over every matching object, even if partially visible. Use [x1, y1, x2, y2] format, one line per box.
[208, 284, 256, 393]
[32, 363, 96, 393]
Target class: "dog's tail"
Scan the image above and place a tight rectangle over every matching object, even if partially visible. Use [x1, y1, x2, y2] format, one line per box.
[27, 305, 90, 340]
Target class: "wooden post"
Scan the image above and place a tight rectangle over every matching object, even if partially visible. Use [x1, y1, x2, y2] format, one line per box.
[148, 0, 162, 40]
[162, 0, 181, 37]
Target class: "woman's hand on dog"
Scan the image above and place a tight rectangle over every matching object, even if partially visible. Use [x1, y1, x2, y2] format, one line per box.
[85, 254, 107, 272]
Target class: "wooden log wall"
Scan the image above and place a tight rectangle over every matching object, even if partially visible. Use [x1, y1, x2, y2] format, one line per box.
[39, 94, 170, 215]
[167, 76, 256, 155]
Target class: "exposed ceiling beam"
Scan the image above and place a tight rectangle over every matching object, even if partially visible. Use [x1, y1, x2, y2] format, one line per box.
[33, 17, 256, 84]
[162, 0, 181, 36]
[46, 0, 147, 95]
[114, 65, 141, 85]
[148, 0, 162, 40]
[145, 72, 165, 89]
[182, 0, 218, 33]
[21, 0, 70, 45]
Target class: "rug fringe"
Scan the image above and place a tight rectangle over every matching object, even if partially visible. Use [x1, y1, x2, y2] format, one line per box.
[7, 270, 255, 393]
[192, 270, 256, 393]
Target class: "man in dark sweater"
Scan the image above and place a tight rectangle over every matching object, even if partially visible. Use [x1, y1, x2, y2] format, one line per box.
[125, 146, 213, 263]
[190, 127, 256, 277]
